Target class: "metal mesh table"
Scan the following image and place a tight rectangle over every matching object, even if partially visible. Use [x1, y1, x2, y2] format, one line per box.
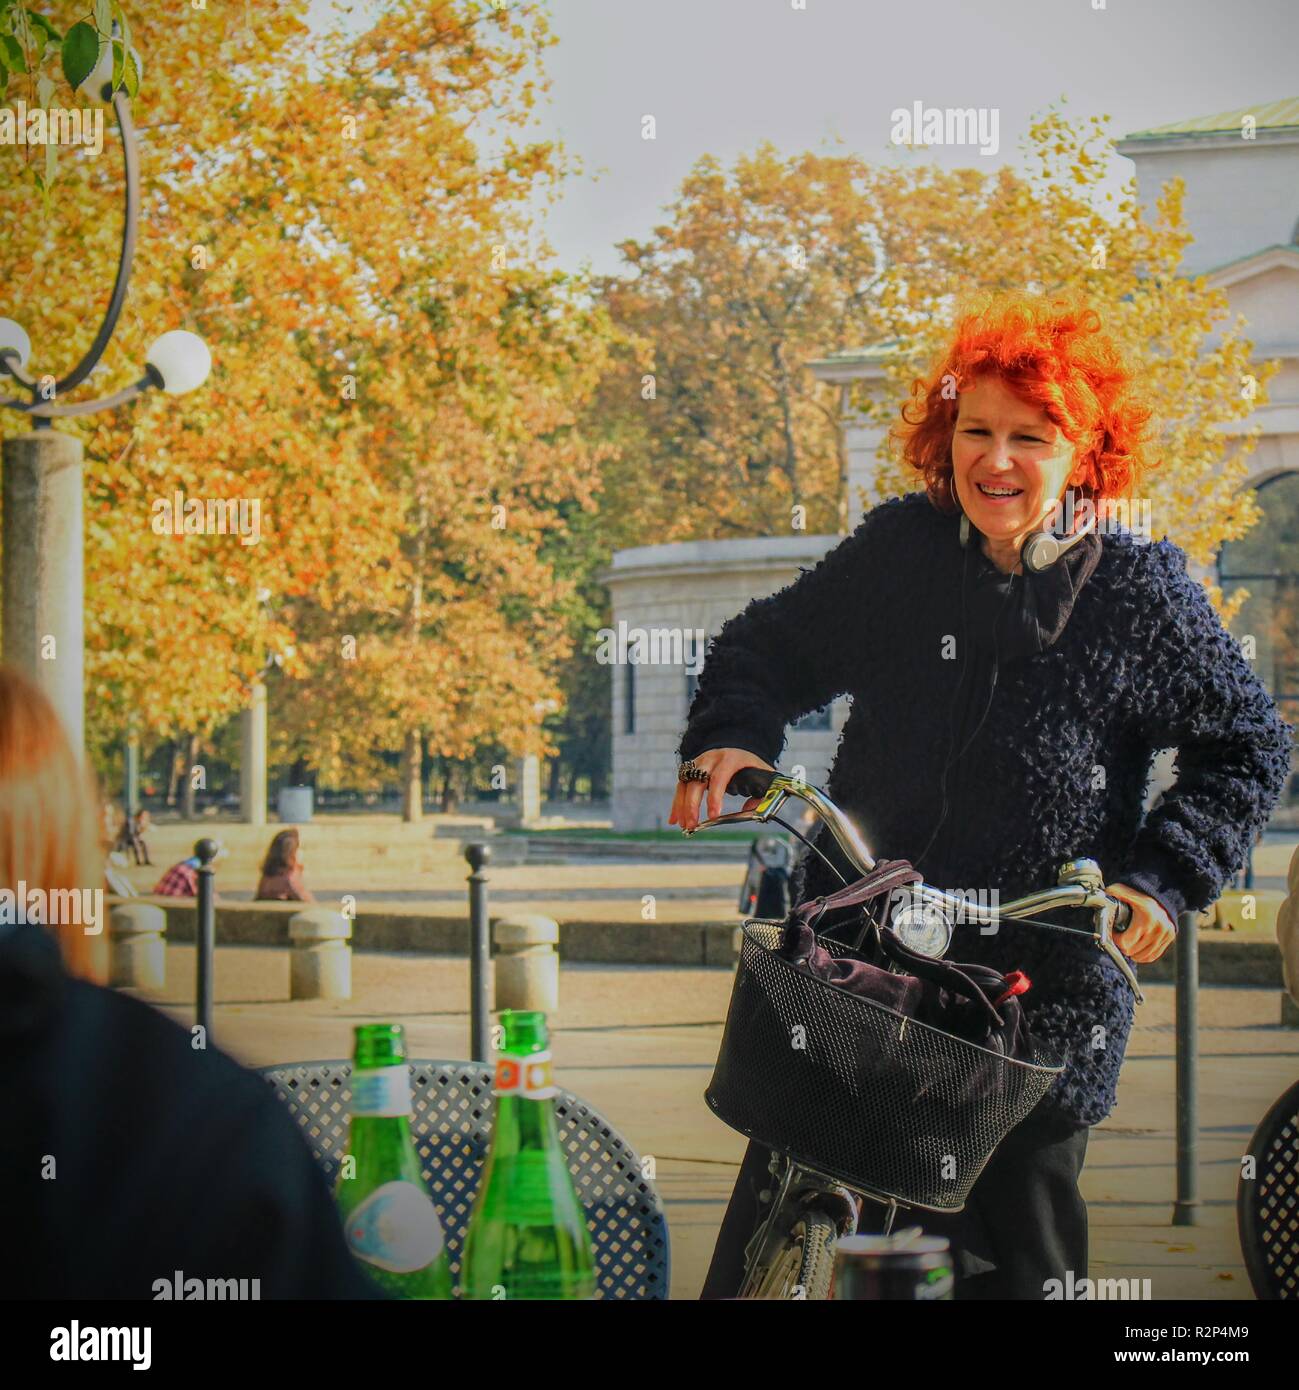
[260, 1058, 670, 1300]
[1238, 1077, 1299, 1299]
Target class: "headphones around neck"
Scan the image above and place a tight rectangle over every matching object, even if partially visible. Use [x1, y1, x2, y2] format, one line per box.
[958, 491, 1098, 573]
[917, 488, 1096, 873]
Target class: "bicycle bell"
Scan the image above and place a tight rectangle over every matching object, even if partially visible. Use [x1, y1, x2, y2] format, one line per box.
[1057, 858, 1104, 891]
[887, 889, 954, 959]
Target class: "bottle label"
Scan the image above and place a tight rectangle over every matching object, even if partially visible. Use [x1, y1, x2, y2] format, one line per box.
[350, 1064, 412, 1117]
[494, 1050, 557, 1100]
[345, 1180, 445, 1274]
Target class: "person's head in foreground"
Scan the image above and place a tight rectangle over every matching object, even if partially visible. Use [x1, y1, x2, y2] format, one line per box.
[0, 665, 377, 1300]
[0, 666, 107, 983]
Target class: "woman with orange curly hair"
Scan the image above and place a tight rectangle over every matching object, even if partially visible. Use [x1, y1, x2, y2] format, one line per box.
[672, 290, 1294, 1298]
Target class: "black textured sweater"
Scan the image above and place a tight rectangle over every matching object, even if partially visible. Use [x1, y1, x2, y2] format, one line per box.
[679, 491, 1294, 1127]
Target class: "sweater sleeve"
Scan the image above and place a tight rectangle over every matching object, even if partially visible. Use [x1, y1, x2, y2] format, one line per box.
[1118, 540, 1295, 918]
[677, 500, 895, 765]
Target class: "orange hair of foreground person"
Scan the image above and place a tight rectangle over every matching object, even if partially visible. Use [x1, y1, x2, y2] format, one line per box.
[0, 666, 107, 983]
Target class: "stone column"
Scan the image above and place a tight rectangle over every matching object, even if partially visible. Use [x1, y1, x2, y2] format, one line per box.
[109, 902, 167, 990]
[1, 431, 85, 752]
[240, 679, 267, 825]
[493, 914, 559, 1011]
[289, 907, 353, 1000]
[516, 753, 541, 825]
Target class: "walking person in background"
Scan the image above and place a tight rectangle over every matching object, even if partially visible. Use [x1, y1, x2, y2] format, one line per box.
[0, 665, 378, 1299]
[672, 289, 1294, 1299]
[256, 827, 316, 902]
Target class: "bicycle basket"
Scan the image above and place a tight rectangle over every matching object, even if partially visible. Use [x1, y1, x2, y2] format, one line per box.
[705, 920, 1064, 1212]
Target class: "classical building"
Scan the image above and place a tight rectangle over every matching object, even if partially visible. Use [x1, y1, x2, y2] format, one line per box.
[1116, 97, 1299, 832]
[602, 97, 1299, 831]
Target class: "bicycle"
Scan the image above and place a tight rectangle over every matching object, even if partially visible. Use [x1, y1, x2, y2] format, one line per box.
[685, 765, 1142, 1300]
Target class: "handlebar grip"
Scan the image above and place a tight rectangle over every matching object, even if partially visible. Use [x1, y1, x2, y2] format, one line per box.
[1112, 897, 1133, 934]
[726, 766, 777, 799]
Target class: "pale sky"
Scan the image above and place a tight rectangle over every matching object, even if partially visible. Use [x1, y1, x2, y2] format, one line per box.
[537, 0, 1299, 275]
[307, 0, 1299, 278]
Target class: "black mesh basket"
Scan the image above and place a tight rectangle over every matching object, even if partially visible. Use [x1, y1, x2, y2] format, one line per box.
[706, 921, 1064, 1212]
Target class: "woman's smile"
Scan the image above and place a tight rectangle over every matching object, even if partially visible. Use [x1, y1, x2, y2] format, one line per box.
[974, 480, 1025, 504]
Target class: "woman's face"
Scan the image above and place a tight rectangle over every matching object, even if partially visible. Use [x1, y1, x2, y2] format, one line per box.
[951, 375, 1081, 553]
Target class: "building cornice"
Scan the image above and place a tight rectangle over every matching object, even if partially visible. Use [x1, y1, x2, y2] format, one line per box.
[599, 533, 838, 586]
[1203, 242, 1299, 287]
[1117, 129, 1299, 157]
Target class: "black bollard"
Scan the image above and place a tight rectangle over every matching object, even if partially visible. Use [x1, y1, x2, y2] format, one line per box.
[465, 843, 491, 1062]
[195, 838, 218, 1046]
[1173, 908, 1198, 1225]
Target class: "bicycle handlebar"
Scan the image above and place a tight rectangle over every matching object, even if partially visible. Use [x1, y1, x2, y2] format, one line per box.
[689, 766, 1142, 1002]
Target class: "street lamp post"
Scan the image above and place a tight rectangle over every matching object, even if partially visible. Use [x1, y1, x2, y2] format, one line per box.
[0, 70, 210, 754]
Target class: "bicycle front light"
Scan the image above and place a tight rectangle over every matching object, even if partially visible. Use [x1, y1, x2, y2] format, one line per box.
[888, 897, 954, 958]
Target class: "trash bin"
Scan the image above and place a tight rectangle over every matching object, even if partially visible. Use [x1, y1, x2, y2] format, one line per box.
[277, 785, 314, 823]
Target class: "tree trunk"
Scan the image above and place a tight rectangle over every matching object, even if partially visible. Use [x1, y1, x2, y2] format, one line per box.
[772, 338, 800, 503]
[166, 740, 182, 807]
[181, 732, 200, 820]
[548, 757, 563, 801]
[565, 766, 579, 801]
[401, 499, 430, 824]
[401, 729, 423, 823]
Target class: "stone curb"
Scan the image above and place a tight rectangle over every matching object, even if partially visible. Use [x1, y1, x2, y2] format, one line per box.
[121, 897, 1286, 985]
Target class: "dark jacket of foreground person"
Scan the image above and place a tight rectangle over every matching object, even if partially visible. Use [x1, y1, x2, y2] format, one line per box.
[680, 491, 1294, 1128]
[0, 917, 380, 1300]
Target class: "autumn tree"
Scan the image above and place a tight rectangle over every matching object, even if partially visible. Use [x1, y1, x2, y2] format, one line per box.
[2, 0, 613, 817]
[248, 1, 616, 819]
[590, 143, 897, 543]
[1, 0, 323, 790]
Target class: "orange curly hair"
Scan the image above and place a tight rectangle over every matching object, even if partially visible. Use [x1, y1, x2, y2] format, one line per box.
[892, 289, 1157, 513]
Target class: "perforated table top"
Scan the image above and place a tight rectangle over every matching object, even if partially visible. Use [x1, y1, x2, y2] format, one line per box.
[260, 1058, 670, 1300]
[1238, 1077, 1299, 1300]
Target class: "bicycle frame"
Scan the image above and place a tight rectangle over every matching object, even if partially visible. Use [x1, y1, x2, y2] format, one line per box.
[690, 769, 1144, 1298]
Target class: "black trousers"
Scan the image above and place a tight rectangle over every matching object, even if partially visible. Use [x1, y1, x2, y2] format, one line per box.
[701, 1105, 1089, 1300]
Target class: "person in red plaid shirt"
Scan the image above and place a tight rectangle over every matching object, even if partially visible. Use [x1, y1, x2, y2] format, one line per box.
[153, 855, 200, 897]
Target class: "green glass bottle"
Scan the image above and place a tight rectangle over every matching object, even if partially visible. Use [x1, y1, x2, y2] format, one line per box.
[460, 1010, 597, 1300]
[334, 1023, 453, 1299]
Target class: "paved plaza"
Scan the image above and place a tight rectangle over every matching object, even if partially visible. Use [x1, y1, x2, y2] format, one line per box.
[136, 937, 1299, 1300]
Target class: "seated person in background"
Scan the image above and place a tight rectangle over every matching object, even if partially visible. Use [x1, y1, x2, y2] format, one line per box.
[0, 666, 378, 1299]
[153, 853, 200, 897]
[152, 839, 227, 898]
[256, 827, 316, 902]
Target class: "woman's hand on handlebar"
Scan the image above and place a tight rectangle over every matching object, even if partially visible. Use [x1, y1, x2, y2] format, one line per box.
[1107, 881, 1176, 964]
[668, 748, 775, 832]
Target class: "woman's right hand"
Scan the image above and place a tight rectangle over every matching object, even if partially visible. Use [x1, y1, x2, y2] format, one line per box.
[667, 748, 775, 832]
